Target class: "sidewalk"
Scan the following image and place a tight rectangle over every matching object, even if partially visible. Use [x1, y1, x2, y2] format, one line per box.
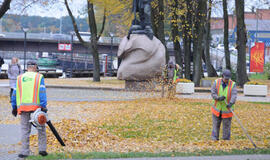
[0, 78, 269, 103]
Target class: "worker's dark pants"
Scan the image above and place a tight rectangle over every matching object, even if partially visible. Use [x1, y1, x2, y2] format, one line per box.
[212, 114, 232, 140]
[9, 88, 13, 102]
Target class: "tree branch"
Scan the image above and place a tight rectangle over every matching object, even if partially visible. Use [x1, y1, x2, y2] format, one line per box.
[64, 0, 87, 46]
[97, 8, 106, 41]
[0, 0, 12, 19]
[87, 1, 97, 41]
[20, 0, 39, 14]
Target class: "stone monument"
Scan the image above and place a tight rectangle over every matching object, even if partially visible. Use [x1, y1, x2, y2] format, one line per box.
[117, 0, 166, 90]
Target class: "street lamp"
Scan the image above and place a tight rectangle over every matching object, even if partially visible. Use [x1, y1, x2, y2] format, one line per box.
[109, 32, 114, 75]
[70, 32, 74, 78]
[165, 36, 169, 47]
[22, 27, 29, 73]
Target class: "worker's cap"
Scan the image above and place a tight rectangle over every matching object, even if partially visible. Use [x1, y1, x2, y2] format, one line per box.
[27, 61, 37, 66]
[222, 69, 231, 79]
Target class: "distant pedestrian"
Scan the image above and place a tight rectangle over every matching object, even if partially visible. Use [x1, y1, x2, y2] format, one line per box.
[0, 56, 4, 73]
[8, 57, 22, 101]
[211, 69, 237, 140]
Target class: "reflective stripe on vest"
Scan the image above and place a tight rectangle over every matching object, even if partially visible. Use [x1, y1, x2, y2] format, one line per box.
[211, 79, 234, 118]
[33, 73, 41, 104]
[17, 73, 42, 115]
[17, 75, 23, 103]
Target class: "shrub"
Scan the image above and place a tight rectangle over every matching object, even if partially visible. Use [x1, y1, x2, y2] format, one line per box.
[246, 81, 265, 85]
[175, 78, 192, 83]
[264, 63, 270, 79]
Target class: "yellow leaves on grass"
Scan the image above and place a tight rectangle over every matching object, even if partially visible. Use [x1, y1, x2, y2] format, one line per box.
[28, 98, 270, 153]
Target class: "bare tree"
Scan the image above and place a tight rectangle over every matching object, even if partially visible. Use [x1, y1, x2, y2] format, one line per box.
[169, 0, 182, 72]
[235, 0, 248, 87]
[151, 0, 168, 64]
[182, 0, 192, 80]
[0, 0, 12, 19]
[223, 0, 231, 70]
[65, 0, 106, 82]
[193, 0, 207, 86]
[204, 0, 218, 77]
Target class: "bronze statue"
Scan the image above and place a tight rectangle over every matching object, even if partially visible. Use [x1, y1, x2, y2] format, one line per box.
[128, 0, 153, 40]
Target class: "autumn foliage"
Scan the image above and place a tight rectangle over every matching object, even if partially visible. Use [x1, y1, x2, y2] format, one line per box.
[27, 98, 270, 153]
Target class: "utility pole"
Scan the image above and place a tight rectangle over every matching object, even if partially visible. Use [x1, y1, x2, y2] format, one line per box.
[22, 27, 29, 72]
[70, 33, 73, 77]
[60, 17, 62, 34]
[255, 8, 260, 42]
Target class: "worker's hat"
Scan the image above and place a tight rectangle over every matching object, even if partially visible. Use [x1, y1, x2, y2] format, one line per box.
[222, 69, 231, 79]
[27, 61, 37, 66]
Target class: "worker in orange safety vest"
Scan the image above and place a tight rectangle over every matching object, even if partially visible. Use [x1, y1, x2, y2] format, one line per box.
[211, 69, 237, 140]
[11, 61, 48, 158]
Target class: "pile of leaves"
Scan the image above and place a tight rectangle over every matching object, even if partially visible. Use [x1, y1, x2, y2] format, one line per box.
[29, 98, 270, 153]
[246, 81, 266, 85]
[175, 78, 192, 83]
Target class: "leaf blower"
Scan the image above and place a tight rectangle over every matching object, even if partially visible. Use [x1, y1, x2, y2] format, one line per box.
[29, 108, 66, 146]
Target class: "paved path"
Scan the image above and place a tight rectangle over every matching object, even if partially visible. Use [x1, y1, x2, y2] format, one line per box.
[0, 124, 37, 160]
[0, 84, 269, 102]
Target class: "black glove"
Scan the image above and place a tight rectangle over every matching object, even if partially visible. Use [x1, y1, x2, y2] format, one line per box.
[41, 107, 48, 113]
[12, 108, 17, 117]
[216, 96, 225, 101]
[226, 103, 233, 109]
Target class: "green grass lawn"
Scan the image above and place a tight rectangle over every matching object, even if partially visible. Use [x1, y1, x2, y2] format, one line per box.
[249, 73, 268, 80]
[27, 148, 270, 160]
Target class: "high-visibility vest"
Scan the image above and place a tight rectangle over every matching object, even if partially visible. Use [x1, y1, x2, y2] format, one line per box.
[211, 78, 235, 118]
[16, 72, 43, 115]
[173, 69, 179, 82]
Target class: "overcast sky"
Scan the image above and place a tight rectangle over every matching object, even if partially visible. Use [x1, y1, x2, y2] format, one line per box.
[3, 0, 270, 18]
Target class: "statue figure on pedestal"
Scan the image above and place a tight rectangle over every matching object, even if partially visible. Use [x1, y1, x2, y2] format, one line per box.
[128, 0, 153, 40]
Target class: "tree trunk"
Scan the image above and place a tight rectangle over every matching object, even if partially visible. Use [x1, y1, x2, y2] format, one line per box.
[65, 0, 106, 82]
[170, 0, 182, 74]
[151, 0, 169, 64]
[0, 0, 12, 19]
[205, 0, 218, 77]
[183, 0, 192, 80]
[87, 1, 100, 82]
[223, 0, 231, 70]
[235, 0, 248, 87]
[193, 0, 207, 87]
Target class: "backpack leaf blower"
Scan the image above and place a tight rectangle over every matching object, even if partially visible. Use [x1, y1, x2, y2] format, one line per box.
[29, 108, 66, 146]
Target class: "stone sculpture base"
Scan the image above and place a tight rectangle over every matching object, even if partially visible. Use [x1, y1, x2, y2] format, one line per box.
[125, 80, 155, 91]
[117, 34, 166, 81]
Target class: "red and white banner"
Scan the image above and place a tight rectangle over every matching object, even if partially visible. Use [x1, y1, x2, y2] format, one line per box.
[58, 43, 72, 51]
[250, 42, 265, 72]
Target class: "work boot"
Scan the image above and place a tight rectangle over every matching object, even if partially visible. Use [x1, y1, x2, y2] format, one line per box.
[39, 151, 48, 156]
[18, 154, 28, 158]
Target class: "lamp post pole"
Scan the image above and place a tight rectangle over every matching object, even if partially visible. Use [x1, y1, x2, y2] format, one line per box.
[109, 32, 114, 76]
[70, 33, 74, 78]
[22, 28, 29, 72]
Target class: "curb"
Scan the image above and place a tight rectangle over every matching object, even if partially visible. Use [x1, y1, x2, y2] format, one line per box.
[46, 85, 244, 93]
[46, 85, 125, 91]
